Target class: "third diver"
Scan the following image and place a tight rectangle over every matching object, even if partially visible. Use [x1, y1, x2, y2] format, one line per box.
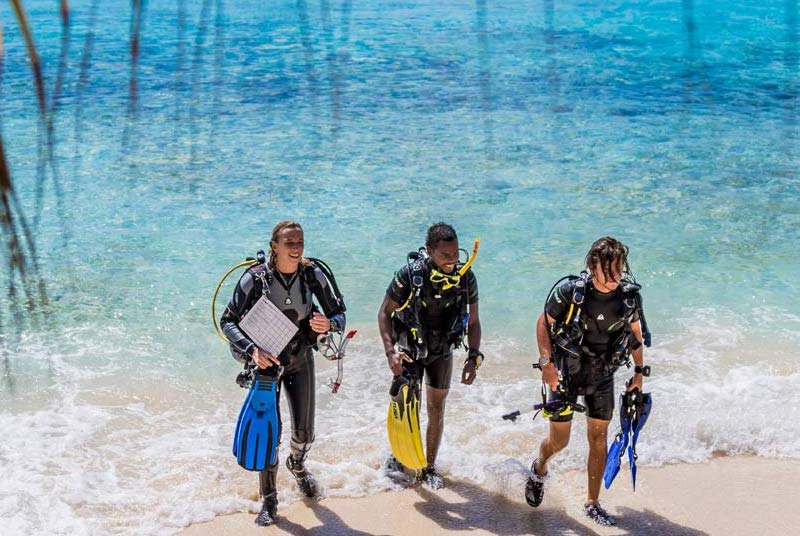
[525, 236, 651, 526]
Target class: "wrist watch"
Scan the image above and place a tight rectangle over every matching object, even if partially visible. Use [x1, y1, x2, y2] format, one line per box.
[538, 355, 551, 368]
[467, 349, 484, 369]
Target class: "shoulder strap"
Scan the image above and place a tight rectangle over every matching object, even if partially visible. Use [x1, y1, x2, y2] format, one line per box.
[396, 252, 426, 313]
[242, 250, 271, 297]
[451, 267, 471, 345]
[620, 280, 641, 319]
[620, 279, 651, 347]
[247, 262, 271, 297]
[304, 258, 347, 312]
[543, 274, 580, 313]
[563, 271, 590, 325]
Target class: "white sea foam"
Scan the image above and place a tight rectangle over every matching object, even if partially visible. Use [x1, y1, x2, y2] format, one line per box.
[2, 304, 799, 534]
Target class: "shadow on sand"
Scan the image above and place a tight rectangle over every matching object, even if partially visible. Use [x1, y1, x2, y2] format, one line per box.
[610, 507, 709, 536]
[414, 479, 594, 536]
[243, 476, 709, 536]
[411, 479, 708, 536]
[277, 498, 391, 536]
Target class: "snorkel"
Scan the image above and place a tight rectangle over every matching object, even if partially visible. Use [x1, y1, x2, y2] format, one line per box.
[429, 237, 480, 290]
[459, 237, 480, 275]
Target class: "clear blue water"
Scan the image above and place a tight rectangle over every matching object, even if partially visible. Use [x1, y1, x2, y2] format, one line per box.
[1, 0, 799, 534]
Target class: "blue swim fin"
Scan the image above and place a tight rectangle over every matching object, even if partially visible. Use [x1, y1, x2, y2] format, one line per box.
[234, 371, 281, 471]
[603, 391, 633, 489]
[628, 391, 652, 491]
[232, 385, 254, 458]
[603, 429, 629, 489]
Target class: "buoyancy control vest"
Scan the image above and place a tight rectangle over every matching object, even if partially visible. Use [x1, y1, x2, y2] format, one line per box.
[547, 271, 651, 375]
[391, 247, 474, 360]
[246, 254, 346, 321]
[213, 251, 346, 355]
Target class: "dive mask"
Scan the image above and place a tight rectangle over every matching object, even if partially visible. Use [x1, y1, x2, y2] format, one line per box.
[429, 238, 481, 290]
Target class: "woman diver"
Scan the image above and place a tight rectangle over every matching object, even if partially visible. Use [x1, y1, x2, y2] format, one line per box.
[220, 220, 346, 526]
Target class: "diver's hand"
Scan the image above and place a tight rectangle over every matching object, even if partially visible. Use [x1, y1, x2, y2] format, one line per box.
[541, 363, 559, 391]
[386, 350, 412, 376]
[627, 373, 643, 392]
[252, 347, 281, 369]
[309, 312, 331, 334]
[461, 359, 478, 385]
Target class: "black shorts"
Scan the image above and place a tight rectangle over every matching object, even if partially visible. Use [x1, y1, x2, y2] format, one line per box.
[548, 361, 615, 422]
[399, 331, 454, 390]
[403, 353, 454, 390]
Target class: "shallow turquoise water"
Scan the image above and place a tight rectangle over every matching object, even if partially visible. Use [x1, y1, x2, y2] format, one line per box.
[2, 0, 797, 335]
[1, 1, 798, 534]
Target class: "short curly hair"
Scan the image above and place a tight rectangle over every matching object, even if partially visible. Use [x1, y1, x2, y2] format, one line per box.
[426, 222, 458, 248]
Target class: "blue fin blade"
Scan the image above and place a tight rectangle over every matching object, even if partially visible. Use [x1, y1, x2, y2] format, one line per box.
[603, 429, 629, 489]
[232, 386, 255, 457]
[628, 442, 637, 491]
[236, 375, 281, 471]
[628, 393, 652, 491]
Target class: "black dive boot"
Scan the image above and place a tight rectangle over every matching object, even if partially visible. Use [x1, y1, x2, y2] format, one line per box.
[255, 469, 278, 526]
[384, 455, 407, 474]
[418, 467, 445, 489]
[525, 459, 548, 507]
[584, 502, 616, 526]
[254, 493, 278, 527]
[286, 454, 319, 498]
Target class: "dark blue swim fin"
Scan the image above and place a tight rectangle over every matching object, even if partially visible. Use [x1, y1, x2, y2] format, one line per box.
[603, 391, 633, 489]
[628, 391, 652, 491]
[234, 371, 281, 471]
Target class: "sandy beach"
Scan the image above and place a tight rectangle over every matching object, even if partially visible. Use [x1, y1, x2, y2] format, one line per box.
[180, 456, 799, 535]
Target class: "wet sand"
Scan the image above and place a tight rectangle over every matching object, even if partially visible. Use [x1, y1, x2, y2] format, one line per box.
[180, 456, 799, 535]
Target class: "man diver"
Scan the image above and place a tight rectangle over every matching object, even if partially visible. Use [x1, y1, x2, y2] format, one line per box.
[378, 222, 483, 489]
[220, 221, 346, 526]
[525, 236, 648, 526]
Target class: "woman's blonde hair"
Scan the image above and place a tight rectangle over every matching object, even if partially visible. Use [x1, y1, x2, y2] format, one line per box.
[269, 220, 310, 269]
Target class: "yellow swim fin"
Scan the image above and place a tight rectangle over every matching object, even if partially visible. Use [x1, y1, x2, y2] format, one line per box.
[387, 375, 426, 470]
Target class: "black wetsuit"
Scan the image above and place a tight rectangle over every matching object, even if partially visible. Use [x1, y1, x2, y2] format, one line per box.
[386, 259, 478, 389]
[220, 261, 345, 496]
[545, 280, 640, 421]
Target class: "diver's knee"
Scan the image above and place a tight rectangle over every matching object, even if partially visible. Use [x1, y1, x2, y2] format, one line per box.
[548, 427, 572, 452]
[551, 436, 571, 452]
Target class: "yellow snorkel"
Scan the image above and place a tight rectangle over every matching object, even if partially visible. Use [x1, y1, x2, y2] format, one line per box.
[429, 237, 481, 291]
[459, 237, 480, 276]
[396, 237, 481, 310]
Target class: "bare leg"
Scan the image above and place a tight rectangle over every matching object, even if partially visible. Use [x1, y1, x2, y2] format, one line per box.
[585, 417, 610, 503]
[424, 385, 449, 467]
[526, 419, 572, 507]
[536, 420, 572, 475]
